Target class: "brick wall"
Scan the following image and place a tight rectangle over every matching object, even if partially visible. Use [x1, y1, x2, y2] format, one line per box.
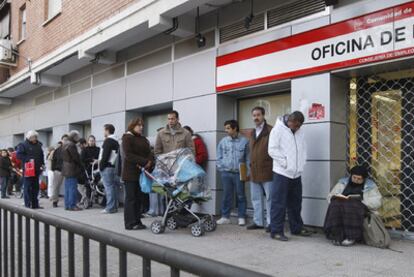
[10, 0, 137, 75]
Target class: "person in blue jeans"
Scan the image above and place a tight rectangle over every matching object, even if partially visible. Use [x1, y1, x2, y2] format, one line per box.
[99, 124, 120, 214]
[268, 111, 313, 241]
[16, 131, 45, 209]
[61, 130, 83, 211]
[216, 120, 249, 226]
[246, 107, 273, 232]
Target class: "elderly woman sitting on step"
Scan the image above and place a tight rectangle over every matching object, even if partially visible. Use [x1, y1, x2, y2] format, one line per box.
[323, 166, 382, 246]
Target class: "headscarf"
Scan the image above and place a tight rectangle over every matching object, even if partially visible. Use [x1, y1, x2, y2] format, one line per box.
[342, 166, 368, 197]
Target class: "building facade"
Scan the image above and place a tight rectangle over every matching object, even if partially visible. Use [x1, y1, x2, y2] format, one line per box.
[0, 0, 413, 233]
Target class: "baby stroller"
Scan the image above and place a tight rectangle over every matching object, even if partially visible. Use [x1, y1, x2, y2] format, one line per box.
[80, 161, 106, 209]
[145, 148, 216, 237]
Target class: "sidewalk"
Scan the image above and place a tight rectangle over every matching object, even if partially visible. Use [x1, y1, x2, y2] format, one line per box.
[7, 197, 414, 277]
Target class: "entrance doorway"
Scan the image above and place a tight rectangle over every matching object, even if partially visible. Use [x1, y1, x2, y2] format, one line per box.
[348, 69, 414, 231]
[238, 92, 291, 210]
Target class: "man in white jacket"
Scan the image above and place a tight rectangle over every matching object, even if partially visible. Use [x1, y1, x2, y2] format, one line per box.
[268, 111, 312, 241]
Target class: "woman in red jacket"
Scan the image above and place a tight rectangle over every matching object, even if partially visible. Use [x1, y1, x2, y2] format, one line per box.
[183, 126, 208, 168]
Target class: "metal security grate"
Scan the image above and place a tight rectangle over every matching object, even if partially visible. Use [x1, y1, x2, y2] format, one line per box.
[347, 70, 414, 232]
[219, 13, 265, 43]
[267, 0, 326, 29]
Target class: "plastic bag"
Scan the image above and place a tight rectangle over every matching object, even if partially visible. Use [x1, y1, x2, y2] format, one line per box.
[140, 169, 153, 194]
[24, 159, 36, 177]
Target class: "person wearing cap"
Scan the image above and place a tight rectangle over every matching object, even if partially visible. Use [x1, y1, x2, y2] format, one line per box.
[16, 130, 45, 209]
[324, 166, 382, 246]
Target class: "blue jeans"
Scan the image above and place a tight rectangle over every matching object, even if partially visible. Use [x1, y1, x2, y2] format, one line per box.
[64, 177, 78, 209]
[23, 176, 40, 208]
[270, 173, 304, 235]
[1, 176, 9, 198]
[220, 171, 246, 218]
[101, 167, 118, 212]
[250, 181, 272, 227]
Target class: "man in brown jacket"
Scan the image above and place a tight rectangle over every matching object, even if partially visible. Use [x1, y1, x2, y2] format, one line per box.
[247, 107, 273, 231]
[154, 110, 195, 155]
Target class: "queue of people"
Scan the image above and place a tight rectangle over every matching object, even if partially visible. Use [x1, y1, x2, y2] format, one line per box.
[0, 108, 384, 247]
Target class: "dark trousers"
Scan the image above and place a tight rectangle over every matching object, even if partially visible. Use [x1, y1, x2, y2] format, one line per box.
[124, 181, 144, 229]
[270, 173, 304, 235]
[23, 176, 40, 208]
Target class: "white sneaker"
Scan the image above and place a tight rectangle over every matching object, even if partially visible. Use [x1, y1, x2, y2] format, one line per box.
[341, 239, 355, 246]
[216, 217, 231, 225]
[238, 218, 246, 226]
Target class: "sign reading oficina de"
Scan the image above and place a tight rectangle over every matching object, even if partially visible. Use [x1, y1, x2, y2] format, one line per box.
[216, 2, 414, 92]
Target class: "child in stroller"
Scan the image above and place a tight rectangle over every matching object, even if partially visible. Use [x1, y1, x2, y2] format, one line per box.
[144, 148, 216, 237]
[78, 161, 106, 209]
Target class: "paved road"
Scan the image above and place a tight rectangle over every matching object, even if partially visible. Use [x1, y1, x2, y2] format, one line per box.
[3, 197, 414, 277]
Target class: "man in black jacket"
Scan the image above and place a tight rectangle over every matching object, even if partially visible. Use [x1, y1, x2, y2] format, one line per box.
[50, 134, 68, 207]
[99, 124, 119, 214]
[16, 130, 45, 209]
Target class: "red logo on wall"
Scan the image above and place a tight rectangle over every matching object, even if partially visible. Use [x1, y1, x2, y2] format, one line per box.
[308, 103, 325, 120]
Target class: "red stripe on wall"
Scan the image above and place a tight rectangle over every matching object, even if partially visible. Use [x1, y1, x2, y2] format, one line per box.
[216, 46, 414, 92]
[216, 6, 397, 67]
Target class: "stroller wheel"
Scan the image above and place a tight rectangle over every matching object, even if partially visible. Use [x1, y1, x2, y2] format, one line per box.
[203, 216, 217, 232]
[150, 220, 165, 234]
[166, 217, 178, 230]
[190, 223, 205, 237]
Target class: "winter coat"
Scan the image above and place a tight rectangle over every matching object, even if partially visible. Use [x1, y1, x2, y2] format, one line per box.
[61, 139, 83, 178]
[0, 157, 12, 177]
[99, 135, 119, 171]
[16, 140, 45, 177]
[268, 116, 307, 179]
[121, 132, 154, 182]
[51, 146, 64, 172]
[81, 146, 100, 172]
[154, 124, 195, 155]
[193, 135, 208, 166]
[327, 177, 382, 211]
[249, 122, 273, 182]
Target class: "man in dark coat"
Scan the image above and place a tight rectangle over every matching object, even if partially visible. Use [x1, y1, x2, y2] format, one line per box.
[99, 124, 120, 214]
[16, 130, 45, 209]
[62, 130, 83, 211]
[246, 107, 273, 232]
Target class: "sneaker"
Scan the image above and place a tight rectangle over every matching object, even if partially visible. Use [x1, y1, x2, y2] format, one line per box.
[246, 223, 264, 230]
[238, 218, 246, 226]
[52, 202, 58, 208]
[265, 226, 271, 233]
[271, 233, 289, 241]
[341, 239, 355, 246]
[101, 209, 110, 214]
[69, 207, 82, 211]
[216, 217, 231, 225]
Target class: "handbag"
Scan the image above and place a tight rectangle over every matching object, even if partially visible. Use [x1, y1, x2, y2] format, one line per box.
[24, 159, 36, 177]
[140, 169, 153, 194]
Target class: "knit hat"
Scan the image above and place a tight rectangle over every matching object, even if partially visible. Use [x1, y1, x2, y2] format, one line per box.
[350, 166, 368, 179]
[25, 130, 39, 140]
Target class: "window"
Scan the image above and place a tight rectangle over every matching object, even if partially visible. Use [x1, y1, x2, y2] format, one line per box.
[46, 0, 62, 20]
[238, 93, 291, 133]
[19, 5, 26, 41]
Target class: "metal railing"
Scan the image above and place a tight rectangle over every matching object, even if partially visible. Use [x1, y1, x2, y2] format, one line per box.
[0, 201, 270, 277]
